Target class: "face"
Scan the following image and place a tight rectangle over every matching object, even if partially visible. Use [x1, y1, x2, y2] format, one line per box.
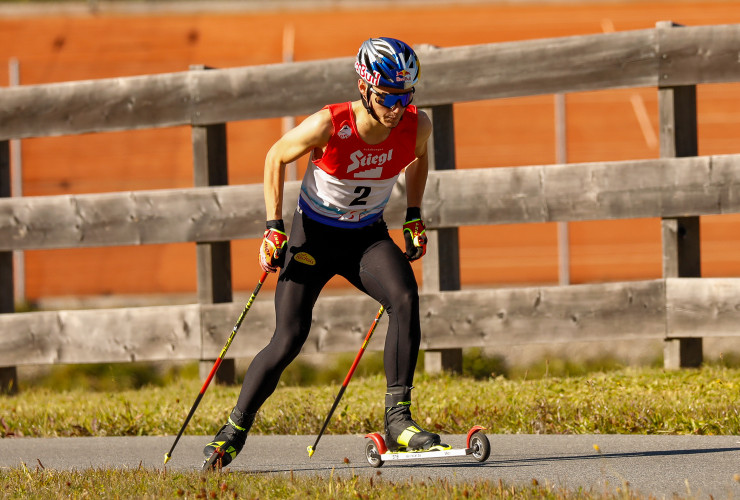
[359, 80, 415, 128]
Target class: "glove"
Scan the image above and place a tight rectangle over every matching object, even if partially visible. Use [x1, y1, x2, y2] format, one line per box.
[259, 219, 288, 273]
[402, 207, 427, 262]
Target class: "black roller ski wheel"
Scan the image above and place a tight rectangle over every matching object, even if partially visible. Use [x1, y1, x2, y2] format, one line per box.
[365, 440, 384, 468]
[470, 431, 490, 462]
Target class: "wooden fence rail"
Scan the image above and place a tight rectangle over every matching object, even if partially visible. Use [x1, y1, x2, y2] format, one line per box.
[2, 154, 739, 251]
[0, 25, 739, 139]
[2, 278, 739, 368]
[1, 22, 739, 393]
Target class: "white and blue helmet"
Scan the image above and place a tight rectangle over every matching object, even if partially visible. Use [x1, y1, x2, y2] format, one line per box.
[355, 37, 420, 90]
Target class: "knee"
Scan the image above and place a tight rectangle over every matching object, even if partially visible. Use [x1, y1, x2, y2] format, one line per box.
[387, 286, 419, 316]
[267, 323, 310, 368]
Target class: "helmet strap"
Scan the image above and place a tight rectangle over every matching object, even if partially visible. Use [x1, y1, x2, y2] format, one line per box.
[362, 86, 383, 124]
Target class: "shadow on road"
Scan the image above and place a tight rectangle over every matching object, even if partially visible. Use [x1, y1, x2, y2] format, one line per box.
[390, 446, 740, 470]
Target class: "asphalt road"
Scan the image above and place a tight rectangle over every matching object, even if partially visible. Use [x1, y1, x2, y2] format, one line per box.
[1, 434, 739, 499]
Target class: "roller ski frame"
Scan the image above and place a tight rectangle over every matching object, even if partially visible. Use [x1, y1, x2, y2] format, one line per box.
[363, 425, 490, 468]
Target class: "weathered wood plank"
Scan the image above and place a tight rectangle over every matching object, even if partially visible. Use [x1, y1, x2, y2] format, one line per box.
[2, 25, 738, 140]
[417, 281, 667, 348]
[658, 24, 740, 86]
[416, 29, 657, 106]
[0, 305, 201, 366]
[712, 155, 740, 213]
[199, 293, 391, 358]
[0, 71, 193, 140]
[192, 120, 232, 304]
[190, 58, 356, 127]
[421, 104, 460, 294]
[656, 33, 703, 369]
[0, 181, 299, 250]
[199, 300, 277, 359]
[424, 154, 740, 226]
[2, 154, 739, 251]
[666, 278, 740, 338]
[3, 278, 739, 367]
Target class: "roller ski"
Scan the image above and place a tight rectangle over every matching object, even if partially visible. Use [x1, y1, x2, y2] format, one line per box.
[362, 386, 489, 467]
[202, 408, 255, 471]
[364, 425, 491, 468]
[360, 386, 488, 466]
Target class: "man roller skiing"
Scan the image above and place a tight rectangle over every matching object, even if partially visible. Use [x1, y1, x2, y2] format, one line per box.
[203, 37, 443, 469]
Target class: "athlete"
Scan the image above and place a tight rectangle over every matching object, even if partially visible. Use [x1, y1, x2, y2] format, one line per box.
[203, 37, 441, 469]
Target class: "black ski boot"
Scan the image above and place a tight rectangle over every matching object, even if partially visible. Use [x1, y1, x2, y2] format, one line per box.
[202, 407, 256, 470]
[384, 386, 443, 452]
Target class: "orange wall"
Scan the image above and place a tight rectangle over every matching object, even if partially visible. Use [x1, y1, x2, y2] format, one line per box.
[2, 1, 739, 299]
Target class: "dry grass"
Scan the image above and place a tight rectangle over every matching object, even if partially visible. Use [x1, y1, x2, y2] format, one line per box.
[0, 466, 658, 499]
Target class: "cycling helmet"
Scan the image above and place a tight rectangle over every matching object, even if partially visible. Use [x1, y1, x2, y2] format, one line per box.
[355, 37, 420, 90]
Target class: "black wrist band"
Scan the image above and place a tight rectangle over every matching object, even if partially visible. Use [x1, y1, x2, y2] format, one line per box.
[266, 219, 285, 232]
[405, 207, 421, 221]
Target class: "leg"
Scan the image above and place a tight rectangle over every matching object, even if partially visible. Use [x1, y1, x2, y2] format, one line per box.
[235, 278, 324, 413]
[204, 211, 332, 468]
[236, 211, 332, 413]
[350, 236, 442, 451]
[353, 237, 421, 388]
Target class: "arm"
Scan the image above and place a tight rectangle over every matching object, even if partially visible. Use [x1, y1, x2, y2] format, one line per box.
[264, 108, 333, 220]
[259, 109, 333, 273]
[404, 110, 432, 209]
[402, 110, 433, 262]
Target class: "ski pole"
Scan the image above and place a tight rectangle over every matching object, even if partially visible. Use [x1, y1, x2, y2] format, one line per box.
[307, 305, 385, 458]
[164, 270, 269, 465]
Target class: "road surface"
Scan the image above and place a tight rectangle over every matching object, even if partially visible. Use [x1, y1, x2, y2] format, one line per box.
[1, 434, 739, 499]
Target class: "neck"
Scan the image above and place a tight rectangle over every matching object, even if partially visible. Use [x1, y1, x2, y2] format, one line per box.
[352, 100, 391, 143]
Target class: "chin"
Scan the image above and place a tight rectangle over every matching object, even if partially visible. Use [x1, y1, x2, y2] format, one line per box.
[384, 117, 401, 128]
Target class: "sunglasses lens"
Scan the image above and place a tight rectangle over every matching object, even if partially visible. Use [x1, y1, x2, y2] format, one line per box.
[384, 92, 413, 107]
[374, 88, 414, 108]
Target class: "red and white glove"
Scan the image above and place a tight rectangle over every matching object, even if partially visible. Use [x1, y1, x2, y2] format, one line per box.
[259, 220, 287, 273]
[403, 207, 427, 262]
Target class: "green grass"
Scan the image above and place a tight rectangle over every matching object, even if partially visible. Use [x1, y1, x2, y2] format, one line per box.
[2, 365, 739, 438]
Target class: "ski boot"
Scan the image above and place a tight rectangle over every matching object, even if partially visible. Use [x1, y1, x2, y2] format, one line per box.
[384, 386, 446, 452]
[202, 407, 256, 470]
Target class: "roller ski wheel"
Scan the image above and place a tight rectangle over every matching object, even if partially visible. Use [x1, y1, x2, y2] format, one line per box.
[365, 439, 384, 468]
[469, 429, 491, 462]
[364, 425, 490, 467]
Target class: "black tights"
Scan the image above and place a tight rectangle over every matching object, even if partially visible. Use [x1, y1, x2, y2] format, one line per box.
[236, 210, 421, 414]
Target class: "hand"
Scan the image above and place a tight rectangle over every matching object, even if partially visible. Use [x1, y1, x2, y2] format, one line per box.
[403, 208, 427, 262]
[259, 220, 287, 273]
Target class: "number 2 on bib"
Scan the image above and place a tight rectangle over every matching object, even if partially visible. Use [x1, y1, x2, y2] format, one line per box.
[350, 186, 371, 206]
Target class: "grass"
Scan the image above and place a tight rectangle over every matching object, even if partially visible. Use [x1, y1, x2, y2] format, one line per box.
[2, 364, 739, 438]
[2, 357, 739, 498]
[0, 467, 661, 500]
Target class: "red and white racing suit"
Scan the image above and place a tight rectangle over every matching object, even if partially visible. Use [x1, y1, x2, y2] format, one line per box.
[235, 102, 423, 414]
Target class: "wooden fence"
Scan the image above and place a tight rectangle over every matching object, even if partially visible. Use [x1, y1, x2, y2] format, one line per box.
[2, 21, 740, 392]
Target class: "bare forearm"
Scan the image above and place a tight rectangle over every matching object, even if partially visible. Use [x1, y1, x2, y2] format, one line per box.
[264, 156, 286, 221]
[405, 154, 428, 209]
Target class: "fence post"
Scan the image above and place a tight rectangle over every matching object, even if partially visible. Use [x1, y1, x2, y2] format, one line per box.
[191, 65, 236, 385]
[657, 21, 702, 369]
[0, 140, 18, 394]
[421, 103, 462, 374]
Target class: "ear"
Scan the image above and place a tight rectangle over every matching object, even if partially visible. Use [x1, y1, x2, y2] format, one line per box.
[358, 79, 368, 94]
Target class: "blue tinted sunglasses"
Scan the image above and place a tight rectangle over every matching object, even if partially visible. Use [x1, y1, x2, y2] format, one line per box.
[370, 87, 415, 108]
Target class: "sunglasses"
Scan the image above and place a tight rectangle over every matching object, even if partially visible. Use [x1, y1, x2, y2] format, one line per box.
[370, 87, 415, 108]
